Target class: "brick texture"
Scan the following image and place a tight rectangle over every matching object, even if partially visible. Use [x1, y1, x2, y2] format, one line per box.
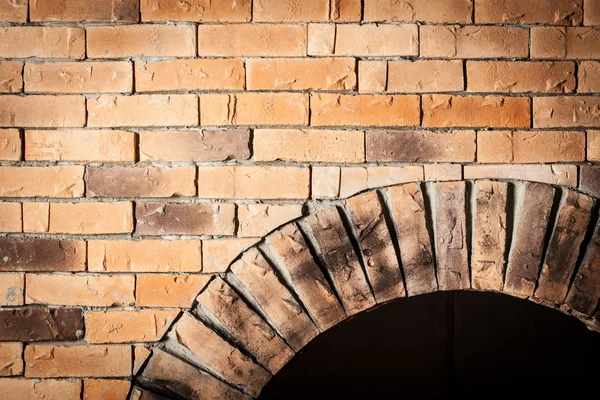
[0, 129, 21, 160]
[0, 95, 86, 127]
[0, 61, 23, 93]
[30, 0, 139, 22]
[475, 0, 583, 24]
[0, 27, 85, 58]
[141, 0, 251, 21]
[364, 0, 472, 22]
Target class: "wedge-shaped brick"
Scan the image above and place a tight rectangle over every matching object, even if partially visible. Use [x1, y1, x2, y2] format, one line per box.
[141, 0, 251, 21]
[565, 221, 600, 315]
[464, 165, 578, 187]
[49, 202, 133, 234]
[254, 0, 361, 21]
[475, 0, 582, 24]
[335, 24, 418, 56]
[364, 0, 472, 22]
[0, 27, 84, 58]
[0, 238, 85, 272]
[86, 309, 179, 343]
[0, 61, 22, 93]
[137, 275, 210, 307]
[30, 0, 139, 22]
[387, 183, 437, 296]
[0, 95, 85, 128]
[0, 342, 23, 376]
[0, 202, 21, 233]
[0, 308, 84, 341]
[534, 96, 600, 128]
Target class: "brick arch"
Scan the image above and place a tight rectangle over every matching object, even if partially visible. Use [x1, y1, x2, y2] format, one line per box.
[132, 179, 600, 400]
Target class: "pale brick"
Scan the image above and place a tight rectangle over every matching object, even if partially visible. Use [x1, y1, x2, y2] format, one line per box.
[311, 94, 420, 127]
[0, 273, 23, 306]
[26, 274, 135, 306]
[0, 61, 23, 93]
[578, 61, 600, 93]
[534, 96, 600, 128]
[24, 62, 133, 94]
[49, 202, 133, 234]
[202, 238, 259, 272]
[0, 27, 84, 59]
[0, 202, 21, 233]
[421, 26, 529, 58]
[340, 166, 424, 197]
[388, 60, 464, 93]
[84, 380, 131, 400]
[254, 0, 361, 21]
[588, 131, 600, 161]
[238, 204, 304, 237]
[464, 164, 578, 186]
[87, 25, 196, 58]
[200, 93, 308, 126]
[312, 166, 341, 198]
[585, 0, 600, 25]
[0, 342, 23, 376]
[0, 95, 85, 127]
[0, 0, 27, 22]
[25, 130, 135, 162]
[358, 61, 387, 93]
[198, 24, 307, 56]
[136, 274, 211, 306]
[0, 129, 20, 160]
[25, 345, 132, 378]
[475, 0, 582, 24]
[308, 24, 335, 55]
[88, 240, 202, 272]
[531, 27, 600, 59]
[335, 24, 418, 56]
[31, 0, 139, 22]
[0, 166, 84, 198]
[86, 309, 179, 343]
[0, 238, 86, 272]
[22, 202, 49, 233]
[0, 379, 81, 400]
[365, 0, 472, 22]
[424, 164, 462, 181]
[141, 0, 251, 21]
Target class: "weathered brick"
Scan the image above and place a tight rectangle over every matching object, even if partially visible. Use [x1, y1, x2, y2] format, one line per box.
[25, 130, 135, 162]
[202, 238, 259, 272]
[0, 95, 85, 127]
[84, 380, 131, 400]
[0, 379, 81, 400]
[308, 24, 335, 55]
[465, 164, 578, 186]
[0, 342, 23, 376]
[475, 0, 582, 24]
[421, 26, 529, 58]
[347, 190, 405, 303]
[24, 62, 132, 94]
[230, 248, 319, 350]
[422, 95, 531, 128]
[198, 24, 307, 56]
[88, 24, 196, 58]
[0, 27, 84, 59]
[198, 166, 310, 199]
[238, 204, 304, 237]
[133, 346, 151, 375]
[585, 0, 600, 25]
[312, 166, 342, 198]
[136, 274, 210, 306]
[135, 202, 236, 235]
[588, 131, 600, 162]
[565, 222, 600, 315]
[535, 190, 594, 304]
[425, 164, 462, 181]
[387, 60, 464, 93]
[358, 60, 387, 93]
[335, 24, 418, 56]
[22, 202, 49, 233]
[0, 202, 21, 233]
[135, 59, 244, 92]
[196, 278, 295, 374]
[88, 240, 202, 272]
[0, 308, 84, 341]
[25, 345, 132, 378]
[130, 386, 172, 400]
[140, 129, 250, 162]
[26, 274, 135, 306]
[0, 238, 85, 272]
[340, 166, 424, 197]
[531, 27, 600, 59]
[0, 129, 20, 160]
[467, 61, 576, 93]
[86, 309, 179, 343]
[254, 0, 361, 21]
[254, 129, 364, 163]
[49, 202, 133, 234]
[0, 0, 27, 22]
[31, 0, 139, 22]
[387, 183, 437, 296]
[364, 0, 472, 22]
[579, 61, 600, 92]
[0, 61, 22, 93]
[534, 96, 600, 128]
[88, 94, 199, 128]
[247, 57, 356, 90]
[367, 130, 476, 162]
[200, 93, 308, 126]
[580, 166, 600, 197]
[141, 0, 251, 21]
[0, 273, 24, 306]
[311, 94, 420, 127]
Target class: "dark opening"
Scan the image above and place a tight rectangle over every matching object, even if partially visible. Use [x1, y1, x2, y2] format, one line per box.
[258, 291, 600, 399]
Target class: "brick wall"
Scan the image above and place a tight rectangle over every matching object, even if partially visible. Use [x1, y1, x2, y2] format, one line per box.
[0, 0, 599, 398]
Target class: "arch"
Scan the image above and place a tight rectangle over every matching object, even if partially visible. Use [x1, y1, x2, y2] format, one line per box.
[131, 179, 600, 400]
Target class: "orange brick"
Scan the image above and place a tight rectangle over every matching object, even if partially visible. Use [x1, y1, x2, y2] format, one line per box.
[198, 166, 310, 199]
[25, 345, 132, 378]
[238, 204, 303, 237]
[0, 378, 81, 399]
[133, 346, 151, 375]
[0, 129, 20, 160]
[87, 95, 199, 127]
[308, 23, 336, 55]
[247, 57, 356, 90]
[422, 95, 531, 128]
[48, 202, 133, 234]
[464, 164, 578, 186]
[25, 130, 135, 162]
[365, 0, 472, 22]
[86, 309, 179, 343]
[0, 95, 85, 128]
[588, 131, 600, 161]
[0, 342, 23, 376]
[135, 59, 245, 92]
[0, 202, 20, 233]
[254, 0, 361, 21]
[467, 61, 576, 93]
[136, 274, 211, 307]
[0, 27, 84, 58]
[0, 166, 84, 198]
[478, 131, 586, 163]
[358, 60, 387, 93]
[254, 129, 364, 163]
[22, 202, 49, 233]
[475, 0, 582, 24]
[87, 25, 196, 58]
[0, 0, 27, 22]
[586, 0, 600, 25]
[0, 61, 23, 93]
[579, 61, 600, 93]
[141, 0, 251, 21]
[311, 94, 420, 127]
[421, 26, 529, 58]
[24, 62, 133, 94]
[388, 60, 464, 92]
[26, 274, 134, 306]
[202, 238, 260, 272]
[312, 166, 342, 198]
[335, 24, 418, 56]
[200, 93, 308, 126]
[534, 96, 600, 128]
[0, 273, 24, 306]
[84, 380, 130, 400]
[30, 0, 139, 22]
[424, 164, 462, 181]
[88, 240, 202, 273]
[339, 166, 424, 197]
[197, 24, 307, 56]
[531, 27, 600, 59]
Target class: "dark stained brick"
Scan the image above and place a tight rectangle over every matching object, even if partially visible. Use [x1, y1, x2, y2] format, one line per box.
[565, 221, 600, 315]
[0, 307, 84, 341]
[0, 239, 86, 272]
[580, 166, 600, 197]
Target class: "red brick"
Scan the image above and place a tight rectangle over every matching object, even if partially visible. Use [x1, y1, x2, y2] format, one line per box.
[531, 27, 600, 59]
[141, 0, 251, 21]
[136, 274, 210, 307]
[254, 0, 361, 21]
[31, 0, 139, 22]
[0, 129, 20, 160]
[335, 24, 418, 56]
[0, 0, 27, 22]
[534, 96, 600, 128]
[0, 27, 85, 58]
[0, 238, 86, 272]
[586, 0, 600, 25]
[0, 95, 86, 128]
[0, 166, 84, 198]
[0, 273, 24, 306]
[0, 202, 21, 233]
[238, 204, 304, 237]
[475, 0, 582, 24]
[578, 61, 600, 93]
[84, 380, 131, 400]
[388, 60, 464, 92]
[86, 309, 179, 343]
[49, 202, 133, 234]
[0, 379, 82, 400]
[0, 61, 23, 93]
[0, 342, 23, 376]
[364, 0, 472, 22]
[464, 164, 578, 186]
[587, 131, 600, 161]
